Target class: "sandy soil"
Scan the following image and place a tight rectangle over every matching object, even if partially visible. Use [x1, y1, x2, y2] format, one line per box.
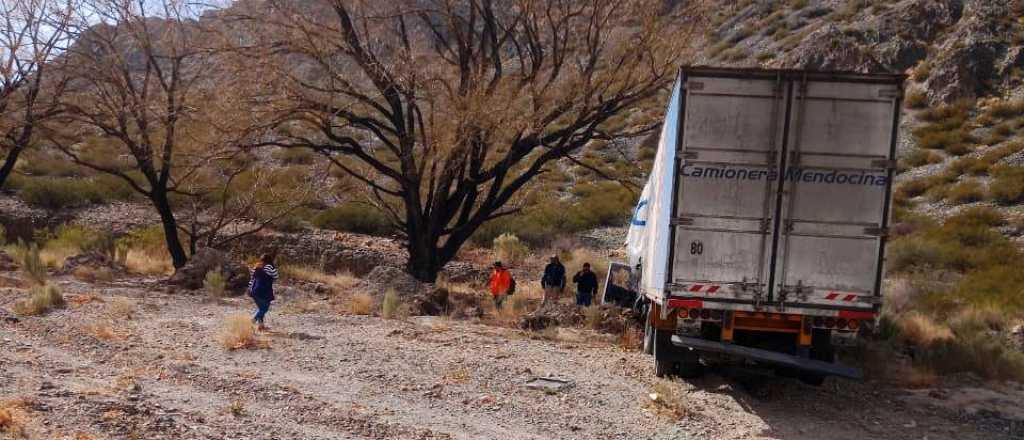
[1, 273, 1022, 440]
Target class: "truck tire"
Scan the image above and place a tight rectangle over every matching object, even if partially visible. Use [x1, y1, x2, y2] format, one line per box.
[643, 306, 654, 355]
[652, 327, 673, 378]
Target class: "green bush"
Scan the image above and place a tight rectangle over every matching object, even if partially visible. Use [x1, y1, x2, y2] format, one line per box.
[11, 176, 134, 210]
[204, 270, 227, 298]
[312, 203, 393, 236]
[493, 233, 529, 266]
[988, 165, 1024, 204]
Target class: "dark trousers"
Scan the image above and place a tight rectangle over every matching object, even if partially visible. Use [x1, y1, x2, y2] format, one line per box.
[253, 298, 271, 324]
[576, 292, 593, 306]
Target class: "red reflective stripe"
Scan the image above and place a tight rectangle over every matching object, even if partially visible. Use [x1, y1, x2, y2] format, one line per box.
[706, 285, 720, 294]
[825, 293, 839, 300]
[668, 299, 703, 309]
[838, 310, 875, 319]
[689, 284, 703, 292]
[843, 294, 858, 302]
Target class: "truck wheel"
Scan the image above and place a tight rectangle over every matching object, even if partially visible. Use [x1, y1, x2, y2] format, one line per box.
[643, 306, 654, 355]
[655, 333, 671, 378]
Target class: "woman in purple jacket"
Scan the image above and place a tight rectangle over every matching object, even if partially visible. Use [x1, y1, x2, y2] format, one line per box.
[247, 254, 279, 331]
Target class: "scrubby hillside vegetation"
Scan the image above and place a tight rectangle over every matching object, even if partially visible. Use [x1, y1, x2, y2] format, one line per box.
[5, 0, 1024, 388]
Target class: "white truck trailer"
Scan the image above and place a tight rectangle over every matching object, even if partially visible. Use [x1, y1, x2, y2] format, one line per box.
[616, 67, 904, 384]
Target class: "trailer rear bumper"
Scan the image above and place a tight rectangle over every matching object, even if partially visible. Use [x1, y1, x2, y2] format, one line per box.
[670, 335, 863, 380]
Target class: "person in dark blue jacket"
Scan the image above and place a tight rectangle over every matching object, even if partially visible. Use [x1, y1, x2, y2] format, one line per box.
[247, 253, 279, 330]
[541, 256, 566, 304]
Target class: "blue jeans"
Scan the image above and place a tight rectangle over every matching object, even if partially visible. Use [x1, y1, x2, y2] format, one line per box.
[576, 292, 593, 306]
[253, 299, 271, 324]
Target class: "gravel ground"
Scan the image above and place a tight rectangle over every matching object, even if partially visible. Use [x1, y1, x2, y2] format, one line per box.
[1, 272, 1022, 440]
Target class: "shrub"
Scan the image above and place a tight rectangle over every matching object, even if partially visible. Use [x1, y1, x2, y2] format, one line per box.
[347, 292, 375, 315]
[916, 129, 972, 152]
[13, 176, 132, 210]
[988, 164, 1024, 204]
[904, 91, 928, 109]
[787, 0, 808, 9]
[986, 99, 1024, 119]
[755, 51, 775, 62]
[312, 204, 393, 236]
[980, 141, 1024, 164]
[947, 156, 989, 176]
[911, 61, 931, 82]
[902, 149, 943, 168]
[721, 48, 748, 62]
[493, 233, 529, 266]
[108, 297, 136, 320]
[583, 306, 604, 330]
[13, 283, 64, 316]
[204, 270, 227, 298]
[0, 225, 5, 246]
[381, 289, 405, 319]
[898, 312, 953, 347]
[946, 180, 984, 204]
[9, 241, 47, 285]
[219, 314, 265, 350]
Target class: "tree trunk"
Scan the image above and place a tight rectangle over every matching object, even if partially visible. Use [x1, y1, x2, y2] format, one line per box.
[151, 190, 189, 269]
[0, 146, 23, 190]
[406, 233, 445, 283]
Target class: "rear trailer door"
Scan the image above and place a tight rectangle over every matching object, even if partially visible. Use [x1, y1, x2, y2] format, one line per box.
[669, 73, 788, 304]
[771, 79, 900, 311]
[666, 69, 902, 314]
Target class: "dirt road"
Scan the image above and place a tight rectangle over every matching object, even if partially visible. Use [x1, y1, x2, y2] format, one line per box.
[1, 275, 1021, 439]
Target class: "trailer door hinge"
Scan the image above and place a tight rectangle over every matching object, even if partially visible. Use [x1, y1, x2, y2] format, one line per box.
[686, 81, 704, 91]
[674, 217, 695, 226]
[878, 88, 901, 99]
[864, 226, 888, 237]
[871, 159, 898, 169]
[681, 151, 699, 160]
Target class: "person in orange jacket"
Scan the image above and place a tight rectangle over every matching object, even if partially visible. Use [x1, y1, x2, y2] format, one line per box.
[489, 261, 514, 309]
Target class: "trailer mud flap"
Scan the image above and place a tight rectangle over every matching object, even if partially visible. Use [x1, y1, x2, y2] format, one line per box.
[671, 335, 863, 380]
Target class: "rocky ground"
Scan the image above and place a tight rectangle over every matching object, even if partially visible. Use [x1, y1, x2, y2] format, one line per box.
[2, 269, 1023, 440]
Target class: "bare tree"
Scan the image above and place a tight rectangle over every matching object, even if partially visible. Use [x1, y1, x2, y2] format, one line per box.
[241, 0, 696, 282]
[51, 0, 301, 268]
[0, 0, 74, 189]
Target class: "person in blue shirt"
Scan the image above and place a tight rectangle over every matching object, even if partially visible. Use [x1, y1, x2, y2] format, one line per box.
[247, 253, 279, 331]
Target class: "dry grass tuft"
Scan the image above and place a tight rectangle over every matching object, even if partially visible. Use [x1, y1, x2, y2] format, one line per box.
[442, 366, 471, 384]
[123, 249, 174, 275]
[381, 289, 406, 319]
[280, 265, 359, 293]
[898, 312, 954, 346]
[82, 320, 123, 341]
[228, 400, 245, 417]
[12, 283, 64, 316]
[583, 306, 604, 330]
[493, 233, 529, 265]
[647, 379, 687, 418]
[219, 314, 267, 350]
[0, 399, 28, 437]
[108, 297, 136, 320]
[346, 292, 375, 315]
[618, 325, 643, 351]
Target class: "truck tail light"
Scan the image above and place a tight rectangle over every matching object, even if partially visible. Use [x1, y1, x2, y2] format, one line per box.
[848, 319, 859, 330]
[813, 317, 824, 327]
[700, 309, 711, 320]
[688, 308, 699, 319]
[836, 318, 848, 329]
[824, 318, 836, 328]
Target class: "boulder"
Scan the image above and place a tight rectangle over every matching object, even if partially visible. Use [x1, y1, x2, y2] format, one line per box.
[519, 304, 584, 331]
[59, 252, 116, 275]
[362, 265, 423, 295]
[168, 247, 250, 294]
[778, 25, 886, 73]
